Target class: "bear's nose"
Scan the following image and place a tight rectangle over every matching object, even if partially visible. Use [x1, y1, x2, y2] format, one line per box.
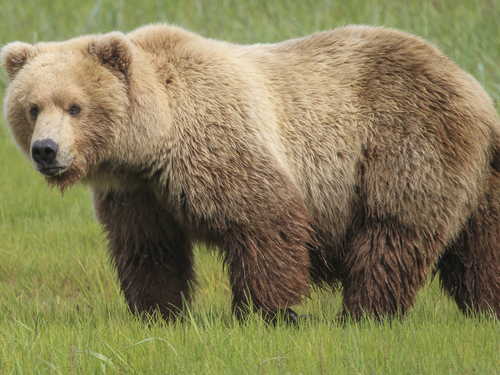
[32, 139, 59, 164]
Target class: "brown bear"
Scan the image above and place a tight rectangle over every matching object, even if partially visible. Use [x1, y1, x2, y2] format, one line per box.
[2, 24, 500, 323]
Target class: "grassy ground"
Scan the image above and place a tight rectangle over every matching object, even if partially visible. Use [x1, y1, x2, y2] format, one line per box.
[1, 0, 500, 373]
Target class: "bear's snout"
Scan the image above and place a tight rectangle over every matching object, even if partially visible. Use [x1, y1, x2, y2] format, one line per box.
[31, 139, 64, 176]
[32, 139, 59, 164]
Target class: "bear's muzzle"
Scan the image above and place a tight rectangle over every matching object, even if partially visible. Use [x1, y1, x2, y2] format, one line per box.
[31, 138, 66, 176]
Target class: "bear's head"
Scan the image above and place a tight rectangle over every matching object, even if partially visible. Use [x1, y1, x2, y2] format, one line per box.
[1, 33, 133, 191]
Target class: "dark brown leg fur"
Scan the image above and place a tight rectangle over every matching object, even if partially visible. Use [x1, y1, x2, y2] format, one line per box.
[93, 188, 194, 321]
[439, 173, 500, 317]
[219, 201, 312, 322]
[342, 219, 443, 320]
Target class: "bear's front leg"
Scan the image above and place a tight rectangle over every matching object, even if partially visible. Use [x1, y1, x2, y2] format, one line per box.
[92, 188, 195, 320]
[219, 198, 312, 323]
[170, 123, 314, 322]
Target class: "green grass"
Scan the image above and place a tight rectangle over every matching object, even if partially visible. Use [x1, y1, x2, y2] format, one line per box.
[1, 0, 500, 373]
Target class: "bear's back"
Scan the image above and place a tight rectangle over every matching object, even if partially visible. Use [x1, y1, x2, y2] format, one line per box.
[245, 26, 500, 241]
[127, 24, 500, 243]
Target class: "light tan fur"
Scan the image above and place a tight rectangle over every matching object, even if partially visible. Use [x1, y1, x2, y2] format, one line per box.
[3, 24, 500, 320]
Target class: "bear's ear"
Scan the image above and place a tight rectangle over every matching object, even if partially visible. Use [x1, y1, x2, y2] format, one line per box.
[89, 32, 133, 76]
[1, 42, 32, 80]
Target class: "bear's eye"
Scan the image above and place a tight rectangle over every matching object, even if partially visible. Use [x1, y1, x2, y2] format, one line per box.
[69, 104, 81, 115]
[29, 106, 39, 118]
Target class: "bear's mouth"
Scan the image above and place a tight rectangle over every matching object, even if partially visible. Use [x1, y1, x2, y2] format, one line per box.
[38, 166, 67, 177]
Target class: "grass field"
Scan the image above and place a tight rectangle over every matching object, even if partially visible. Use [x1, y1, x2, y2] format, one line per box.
[1, 0, 500, 373]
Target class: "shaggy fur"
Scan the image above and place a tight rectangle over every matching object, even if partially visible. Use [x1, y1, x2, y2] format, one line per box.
[3, 24, 500, 321]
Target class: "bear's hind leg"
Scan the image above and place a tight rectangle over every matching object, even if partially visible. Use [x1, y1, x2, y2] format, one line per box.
[342, 219, 443, 320]
[93, 188, 195, 321]
[438, 175, 500, 317]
